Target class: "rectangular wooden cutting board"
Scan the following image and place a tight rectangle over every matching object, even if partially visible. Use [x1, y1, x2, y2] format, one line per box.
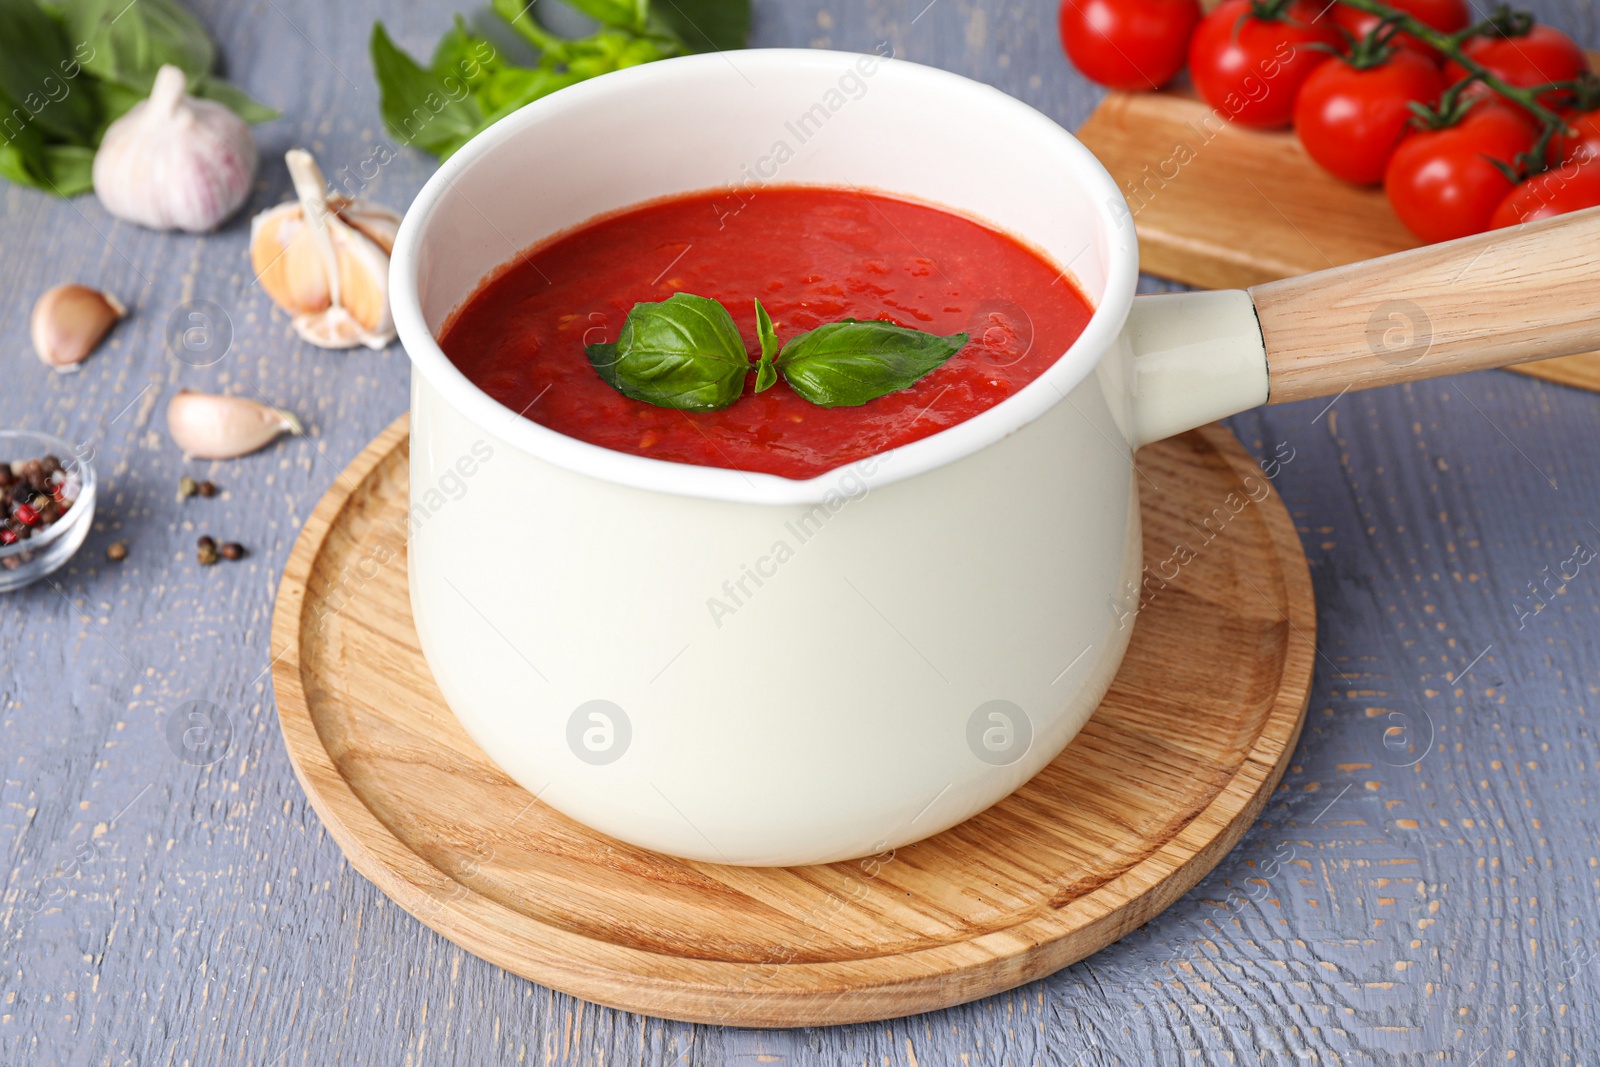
[1074, 52, 1600, 393]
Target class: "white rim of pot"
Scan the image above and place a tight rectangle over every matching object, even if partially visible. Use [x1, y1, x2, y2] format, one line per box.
[392, 49, 1140, 506]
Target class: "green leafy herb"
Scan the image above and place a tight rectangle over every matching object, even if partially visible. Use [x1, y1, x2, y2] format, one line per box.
[776, 320, 970, 408]
[0, 0, 100, 144]
[586, 293, 970, 413]
[753, 299, 779, 394]
[370, 22, 488, 160]
[586, 293, 752, 411]
[0, 0, 274, 197]
[648, 0, 751, 53]
[373, 0, 750, 162]
[58, 0, 274, 122]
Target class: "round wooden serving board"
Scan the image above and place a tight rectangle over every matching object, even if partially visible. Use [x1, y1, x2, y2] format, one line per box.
[270, 417, 1315, 1027]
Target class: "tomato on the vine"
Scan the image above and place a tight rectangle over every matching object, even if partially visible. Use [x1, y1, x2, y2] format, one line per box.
[1384, 100, 1540, 242]
[1331, 0, 1471, 64]
[1188, 0, 1340, 129]
[1554, 108, 1600, 166]
[1490, 161, 1600, 227]
[1295, 48, 1443, 185]
[1058, 0, 1203, 91]
[1443, 24, 1588, 110]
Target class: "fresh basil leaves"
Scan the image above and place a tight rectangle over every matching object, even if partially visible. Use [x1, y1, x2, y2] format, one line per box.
[586, 293, 751, 411]
[587, 294, 969, 412]
[373, 0, 751, 162]
[0, 0, 275, 197]
[777, 320, 971, 408]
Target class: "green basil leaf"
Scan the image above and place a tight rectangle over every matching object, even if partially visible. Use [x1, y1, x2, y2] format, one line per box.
[777, 320, 968, 408]
[40, 142, 95, 196]
[0, 88, 49, 190]
[476, 66, 584, 125]
[492, 0, 571, 55]
[371, 22, 487, 157]
[559, 0, 650, 33]
[588, 293, 751, 411]
[753, 298, 778, 394]
[0, 141, 40, 190]
[586, 342, 624, 390]
[433, 15, 517, 95]
[90, 77, 157, 123]
[649, 0, 751, 53]
[0, 0, 101, 144]
[61, 0, 215, 88]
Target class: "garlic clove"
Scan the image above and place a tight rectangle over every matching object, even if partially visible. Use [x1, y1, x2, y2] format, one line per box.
[331, 217, 395, 343]
[249, 149, 401, 351]
[166, 389, 302, 459]
[31, 284, 127, 373]
[252, 204, 333, 316]
[93, 65, 258, 234]
[292, 307, 371, 350]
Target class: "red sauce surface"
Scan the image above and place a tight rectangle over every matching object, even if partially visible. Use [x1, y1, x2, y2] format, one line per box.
[440, 187, 1095, 480]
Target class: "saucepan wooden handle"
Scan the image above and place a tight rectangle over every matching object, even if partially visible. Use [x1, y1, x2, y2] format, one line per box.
[1249, 205, 1600, 405]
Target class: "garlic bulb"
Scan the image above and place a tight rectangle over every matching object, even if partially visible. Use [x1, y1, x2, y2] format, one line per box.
[167, 390, 302, 460]
[31, 284, 126, 373]
[93, 65, 258, 233]
[250, 149, 399, 350]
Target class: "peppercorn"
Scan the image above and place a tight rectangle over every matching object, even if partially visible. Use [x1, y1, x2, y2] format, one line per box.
[219, 541, 245, 561]
[179, 476, 198, 500]
[106, 540, 128, 562]
[197, 480, 217, 498]
[197, 535, 219, 566]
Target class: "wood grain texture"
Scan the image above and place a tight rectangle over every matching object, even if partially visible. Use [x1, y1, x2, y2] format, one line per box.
[269, 419, 1314, 1027]
[4, 0, 1600, 1063]
[1250, 207, 1600, 404]
[1075, 51, 1600, 394]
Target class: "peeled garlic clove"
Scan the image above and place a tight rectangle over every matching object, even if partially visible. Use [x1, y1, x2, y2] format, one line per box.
[249, 149, 400, 350]
[166, 390, 302, 460]
[93, 65, 258, 234]
[30, 284, 127, 373]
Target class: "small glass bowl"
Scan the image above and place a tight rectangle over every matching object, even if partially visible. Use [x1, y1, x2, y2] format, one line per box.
[0, 430, 96, 593]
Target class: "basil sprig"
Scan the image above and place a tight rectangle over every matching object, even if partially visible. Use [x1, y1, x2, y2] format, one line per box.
[372, 0, 751, 162]
[586, 293, 969, 412]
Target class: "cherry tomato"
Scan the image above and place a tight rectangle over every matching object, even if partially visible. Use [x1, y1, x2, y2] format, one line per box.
[1554, 108, 1600, 167]
[1295, 49, 1443, 185]
[1385, 101, 1540, 242]
[1491, 161, 1600, 227]
[1332, 0, 1471, 64]
[1058, 0, 1203, 91]
[1188, 0, 1340, 129]
[1444, 25, 1588, 110]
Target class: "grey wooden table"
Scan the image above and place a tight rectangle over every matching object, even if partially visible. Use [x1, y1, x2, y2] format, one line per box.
[4, 0, 1600, 1063]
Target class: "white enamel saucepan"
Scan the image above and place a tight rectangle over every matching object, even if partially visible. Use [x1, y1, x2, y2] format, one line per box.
[391, 49, 1600, 867]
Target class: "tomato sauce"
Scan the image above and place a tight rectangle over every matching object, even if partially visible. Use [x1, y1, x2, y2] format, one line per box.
[439, 187, 1094, 480]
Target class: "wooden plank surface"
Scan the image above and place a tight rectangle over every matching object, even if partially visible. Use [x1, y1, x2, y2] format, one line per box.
[2, 0, 1599, 1063]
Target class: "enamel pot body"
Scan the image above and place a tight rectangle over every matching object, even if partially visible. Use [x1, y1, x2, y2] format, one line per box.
[393, 49, 1271, 866]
